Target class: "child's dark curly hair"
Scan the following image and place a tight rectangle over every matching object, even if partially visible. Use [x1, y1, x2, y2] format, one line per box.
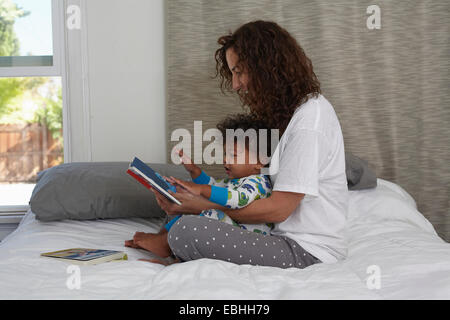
[216, 113, 275, 165]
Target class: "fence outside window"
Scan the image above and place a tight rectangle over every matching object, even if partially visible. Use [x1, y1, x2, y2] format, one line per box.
[0, 123, 62, 182]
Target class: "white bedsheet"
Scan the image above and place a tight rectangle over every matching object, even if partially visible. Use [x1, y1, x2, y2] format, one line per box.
[0, 179, 449, 299]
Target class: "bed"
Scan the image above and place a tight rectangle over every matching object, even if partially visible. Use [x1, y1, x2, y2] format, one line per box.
[0, 177, 449, 300]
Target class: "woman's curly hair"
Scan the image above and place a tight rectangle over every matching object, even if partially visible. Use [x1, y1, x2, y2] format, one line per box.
[215, 20, 321, 134]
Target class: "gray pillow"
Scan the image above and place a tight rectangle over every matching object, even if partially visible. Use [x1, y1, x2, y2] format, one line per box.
[30, 162, 191, 221]
[345, 152, 377, 190]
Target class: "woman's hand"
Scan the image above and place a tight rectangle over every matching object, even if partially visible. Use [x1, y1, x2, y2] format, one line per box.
[223, 191, 304, 224]
[151, 187, 220, 215]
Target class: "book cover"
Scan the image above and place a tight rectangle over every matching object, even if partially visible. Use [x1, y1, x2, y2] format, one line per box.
[41, 248, 128, 265]
[127, 157, 181, 205]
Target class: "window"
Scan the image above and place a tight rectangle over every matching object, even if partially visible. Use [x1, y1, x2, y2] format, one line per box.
[0, 0, 63, 75]
[0, 0, 66, 213]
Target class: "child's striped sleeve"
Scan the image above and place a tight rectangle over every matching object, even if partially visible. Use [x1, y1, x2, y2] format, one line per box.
[209, 176, 272, 209]
[192, 170, 227, 187]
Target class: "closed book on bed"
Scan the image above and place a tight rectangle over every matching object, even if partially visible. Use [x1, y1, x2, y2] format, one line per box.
[41, 248, 128, 265]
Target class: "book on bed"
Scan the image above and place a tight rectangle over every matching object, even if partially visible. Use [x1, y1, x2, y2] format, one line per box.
[41, 248, 128, 265]
[126, 156, 181, 205]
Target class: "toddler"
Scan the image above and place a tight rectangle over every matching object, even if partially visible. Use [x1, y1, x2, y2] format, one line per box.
[125, 114, 274, 261]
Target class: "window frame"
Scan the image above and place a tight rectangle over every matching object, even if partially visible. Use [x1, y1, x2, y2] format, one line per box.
[0, 0, 69, 216]
[0, 0, 64, 77]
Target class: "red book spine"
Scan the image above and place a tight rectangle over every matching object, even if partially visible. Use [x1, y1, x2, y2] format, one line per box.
[127, 169, 153, 191]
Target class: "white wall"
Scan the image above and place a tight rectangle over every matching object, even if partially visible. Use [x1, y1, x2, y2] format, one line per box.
[66, 0, 166, 163]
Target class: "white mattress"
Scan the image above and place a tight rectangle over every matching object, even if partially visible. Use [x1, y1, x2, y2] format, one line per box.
[0, 179, 449, 299]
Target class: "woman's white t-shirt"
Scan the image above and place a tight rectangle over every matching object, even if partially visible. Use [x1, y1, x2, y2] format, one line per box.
[269, 94, 349, 263]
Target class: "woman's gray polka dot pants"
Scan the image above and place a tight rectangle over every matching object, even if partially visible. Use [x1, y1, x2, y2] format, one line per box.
[167, 215, 321, 269]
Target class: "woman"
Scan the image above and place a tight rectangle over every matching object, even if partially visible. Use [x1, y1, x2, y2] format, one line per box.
[135, 20, 349, 268]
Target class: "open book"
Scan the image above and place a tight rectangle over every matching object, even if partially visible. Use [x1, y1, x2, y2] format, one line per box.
[41, 248, 128, 265]
[127, 157, 181, 205]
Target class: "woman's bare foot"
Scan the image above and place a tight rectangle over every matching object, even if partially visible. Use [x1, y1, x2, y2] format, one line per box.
[131, 231, 172, 258]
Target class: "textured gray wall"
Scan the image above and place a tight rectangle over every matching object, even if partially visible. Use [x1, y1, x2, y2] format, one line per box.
[167, 0, 450, 241]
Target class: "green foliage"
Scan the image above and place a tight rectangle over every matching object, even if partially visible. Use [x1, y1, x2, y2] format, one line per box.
[0, 0, 32, 118]
[0, 77, 47, 119]
[0, 1, 62, 143]
[0, 77, 63, 146]
[0, 78, 26, 115]
[34, 86, 63, 143]
[0, 0, 29, 56]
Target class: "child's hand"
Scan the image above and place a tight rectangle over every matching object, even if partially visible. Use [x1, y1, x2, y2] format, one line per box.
[177, 149, 197, 173]
[168, 176, 205, 196]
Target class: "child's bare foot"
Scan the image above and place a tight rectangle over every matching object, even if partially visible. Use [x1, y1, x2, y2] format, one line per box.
[132, 231, 172, 258]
